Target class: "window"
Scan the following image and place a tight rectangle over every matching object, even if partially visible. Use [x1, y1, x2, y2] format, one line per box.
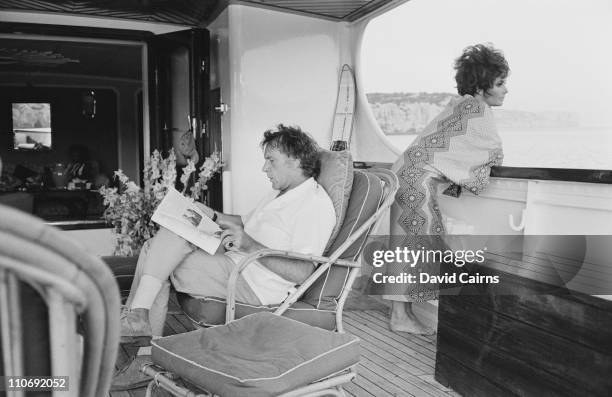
[12, 102, 52, 150]
[362, 0, 612, 170]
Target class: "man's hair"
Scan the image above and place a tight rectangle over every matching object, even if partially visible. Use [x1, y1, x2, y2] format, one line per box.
[261, 124, 320, 178]
[454, 43, 510, 96]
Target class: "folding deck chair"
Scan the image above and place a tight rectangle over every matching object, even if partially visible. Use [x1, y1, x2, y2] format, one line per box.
[0, 204, 121, 397]
[140, 151, 399, 396]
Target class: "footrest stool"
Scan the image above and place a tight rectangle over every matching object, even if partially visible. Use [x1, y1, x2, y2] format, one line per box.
[144, 312, 361, 397]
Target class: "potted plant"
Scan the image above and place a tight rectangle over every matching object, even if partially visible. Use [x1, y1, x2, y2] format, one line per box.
[99, 149, 223, 256]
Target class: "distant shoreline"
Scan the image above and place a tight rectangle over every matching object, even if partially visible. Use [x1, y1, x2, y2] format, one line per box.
[367, 92, 582, 134]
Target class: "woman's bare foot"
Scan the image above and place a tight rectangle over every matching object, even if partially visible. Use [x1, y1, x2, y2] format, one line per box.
[389, 301, 436, 335]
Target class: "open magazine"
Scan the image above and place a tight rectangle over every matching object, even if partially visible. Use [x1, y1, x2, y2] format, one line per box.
[151, 187, 222, 254]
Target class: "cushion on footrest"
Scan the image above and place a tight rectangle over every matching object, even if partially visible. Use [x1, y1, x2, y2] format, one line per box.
[151, 312, 360, 397]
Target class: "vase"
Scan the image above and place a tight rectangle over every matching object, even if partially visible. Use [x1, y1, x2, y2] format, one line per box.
[51, 163, 69, 188]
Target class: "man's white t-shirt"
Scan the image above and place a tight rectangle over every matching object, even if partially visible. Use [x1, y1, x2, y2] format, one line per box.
[225, 177, 336, 305]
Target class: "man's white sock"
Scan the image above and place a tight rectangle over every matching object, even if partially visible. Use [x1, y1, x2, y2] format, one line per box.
[130, 274, 163, 310]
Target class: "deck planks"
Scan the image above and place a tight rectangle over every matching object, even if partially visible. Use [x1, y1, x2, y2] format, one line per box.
[348, 311, 437, 360]
[344, 310, 452, 397]
[110, 307, 456, 397]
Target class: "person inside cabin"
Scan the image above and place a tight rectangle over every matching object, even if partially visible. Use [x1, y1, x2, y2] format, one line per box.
[112, 124, 336, 390]
[65, 144, 90, 182]
[64, 144, 109, 188]
[88, 159, 109, 188]
[384, 43, 509, 335]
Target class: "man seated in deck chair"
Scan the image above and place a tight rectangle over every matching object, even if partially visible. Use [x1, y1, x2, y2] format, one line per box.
[113, 124, 336, 390]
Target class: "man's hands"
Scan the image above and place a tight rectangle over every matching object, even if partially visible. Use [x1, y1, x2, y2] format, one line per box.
[218, 220, 263, 253]
[193, 202, 244, 229]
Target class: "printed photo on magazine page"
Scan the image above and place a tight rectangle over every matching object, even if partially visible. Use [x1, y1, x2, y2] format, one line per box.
[151, 187, 222, 254]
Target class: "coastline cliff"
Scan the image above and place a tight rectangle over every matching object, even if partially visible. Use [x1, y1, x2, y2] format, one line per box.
[366, 92, 580, 134]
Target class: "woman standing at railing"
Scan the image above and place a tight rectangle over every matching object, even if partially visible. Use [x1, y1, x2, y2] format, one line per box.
[385, 43, 509, 334]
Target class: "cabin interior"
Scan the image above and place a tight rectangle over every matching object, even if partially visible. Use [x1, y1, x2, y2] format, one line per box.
[0, 0, 611, 396]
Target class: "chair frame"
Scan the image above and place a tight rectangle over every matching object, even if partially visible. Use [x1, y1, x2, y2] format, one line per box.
[0, 258, 86, 397]
[142, 168, 399, 397]
[0, 205, 121, 397]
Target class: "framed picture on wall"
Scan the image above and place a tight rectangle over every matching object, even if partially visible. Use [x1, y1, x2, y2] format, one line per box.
[12, 102, 52, 150]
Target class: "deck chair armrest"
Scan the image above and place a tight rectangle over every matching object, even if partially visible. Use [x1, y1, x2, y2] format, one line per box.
[225, 249, 359, 323]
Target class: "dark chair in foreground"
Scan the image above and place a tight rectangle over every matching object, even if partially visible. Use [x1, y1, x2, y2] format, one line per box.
[0, 204, 121, 397]
[142, 159, 399, 396]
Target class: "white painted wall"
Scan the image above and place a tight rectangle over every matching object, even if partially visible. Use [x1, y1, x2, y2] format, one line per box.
[205, 4, 411, 213]
[209, 4, 343, 214]
[349, 19, 400, 163]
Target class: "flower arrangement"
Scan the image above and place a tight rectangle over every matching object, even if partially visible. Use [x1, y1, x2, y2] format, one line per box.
[99, 149, 223, 256]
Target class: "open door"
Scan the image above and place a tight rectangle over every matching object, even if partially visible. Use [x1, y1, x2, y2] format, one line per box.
[148, 28, 221, 209]
[147, 28, 210, 163]
[206, 87, 223, 211]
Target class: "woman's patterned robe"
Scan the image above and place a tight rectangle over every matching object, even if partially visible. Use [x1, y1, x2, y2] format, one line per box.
[384, 95, 504, 301]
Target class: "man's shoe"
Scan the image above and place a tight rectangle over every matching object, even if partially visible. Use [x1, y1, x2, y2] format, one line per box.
[110, 355, 153, 391]
[120, 307, 152, 345]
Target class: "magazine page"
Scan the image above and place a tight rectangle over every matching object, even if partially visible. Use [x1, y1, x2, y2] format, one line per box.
[151, 187, 222, 254]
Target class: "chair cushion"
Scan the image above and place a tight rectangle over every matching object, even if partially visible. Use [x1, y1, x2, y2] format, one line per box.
[316, 150, 353, 254]
[304, 170, 384, 310]
[177, 292, 336, 330]
[151, 312, 360, 397]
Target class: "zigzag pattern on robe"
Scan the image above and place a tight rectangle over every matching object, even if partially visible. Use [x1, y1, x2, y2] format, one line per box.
[385, 95, 503, 300]
[391, 95, 504, 237]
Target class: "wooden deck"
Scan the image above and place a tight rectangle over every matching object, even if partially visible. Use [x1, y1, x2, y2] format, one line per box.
[111, 297, 457, 397]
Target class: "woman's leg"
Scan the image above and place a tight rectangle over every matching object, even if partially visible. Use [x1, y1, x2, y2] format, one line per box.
[385, 295, 435, 335]
[384, 169, 440, 335]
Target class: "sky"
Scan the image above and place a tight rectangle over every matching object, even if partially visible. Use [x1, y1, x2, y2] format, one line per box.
[361, 0, 612, 127]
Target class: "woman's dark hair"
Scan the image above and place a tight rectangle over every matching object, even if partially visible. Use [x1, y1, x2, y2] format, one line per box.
[261, 124, 320, 178]
[454, 43, 509, 96]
